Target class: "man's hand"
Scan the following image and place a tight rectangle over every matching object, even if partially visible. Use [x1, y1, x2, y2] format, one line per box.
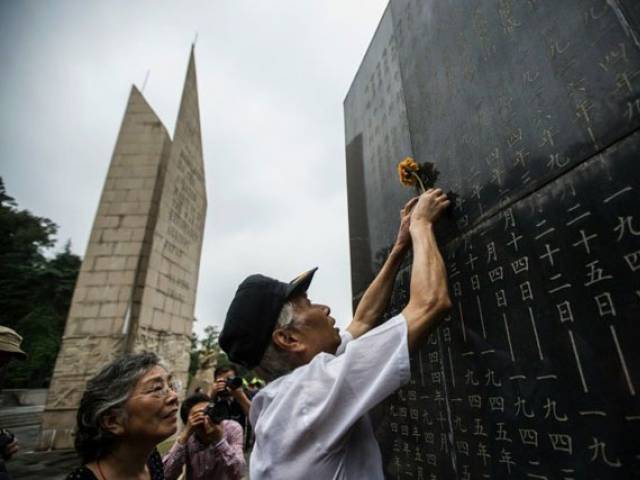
[209, 379, 227, 399]
[2, 439, 18, 461]
[410, 188, 450, 228]
[394, 197, 419, 251]
[178, 405, 207, 444]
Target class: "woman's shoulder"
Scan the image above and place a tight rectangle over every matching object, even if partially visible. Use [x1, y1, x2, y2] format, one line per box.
[65, 466, 98, 480]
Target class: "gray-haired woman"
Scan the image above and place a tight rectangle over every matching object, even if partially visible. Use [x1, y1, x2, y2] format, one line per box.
[66, 352, 179, 480]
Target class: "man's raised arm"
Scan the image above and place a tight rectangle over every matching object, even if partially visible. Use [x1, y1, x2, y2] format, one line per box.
[347, 197, 418, 339]
[402, 188, 452, 350]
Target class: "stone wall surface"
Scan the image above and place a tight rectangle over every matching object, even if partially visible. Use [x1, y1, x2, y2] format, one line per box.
[345, 2, 640, 479]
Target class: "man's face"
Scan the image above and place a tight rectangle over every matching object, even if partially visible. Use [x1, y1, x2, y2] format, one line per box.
[289, 293, 341, 360]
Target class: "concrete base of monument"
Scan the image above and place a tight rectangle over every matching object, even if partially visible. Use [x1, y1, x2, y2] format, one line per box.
[36, 428, 75, 451]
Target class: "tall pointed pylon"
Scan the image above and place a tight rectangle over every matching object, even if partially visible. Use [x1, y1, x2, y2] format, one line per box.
[127, 45, 207, 380]
[38, 85, 173, 450]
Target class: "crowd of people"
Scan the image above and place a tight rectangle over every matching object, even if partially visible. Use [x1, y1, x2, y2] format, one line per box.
[2, 188, 450, 479]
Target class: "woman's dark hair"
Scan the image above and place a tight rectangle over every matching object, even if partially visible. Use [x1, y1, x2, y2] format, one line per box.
[74, 352, 165, 463]
[179, 393, 210, 424]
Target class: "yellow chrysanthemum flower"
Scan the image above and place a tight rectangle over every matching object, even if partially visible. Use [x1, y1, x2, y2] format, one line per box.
[397, 157, 425, 192]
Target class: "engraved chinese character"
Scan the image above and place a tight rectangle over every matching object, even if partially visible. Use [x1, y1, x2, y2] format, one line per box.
[504, 209, 516, 229]
[624, 250, 640, 272]
[549, 433, 573, 454]
[595, 292, 616, 317]
[457, 440, 469, 455]
[466, 252, 478, 270]
[515, 397, 535, 418]
[572, 229, 598, 254]
[454, 416, 468, 433]
[489, 266, 504, 282]
[508, 231, 523, 251]
[556, 301, 574, 323]
[489, 396, 505, 412]
[496, 289, 508, 307]
[614, 216, 640, 241]
[520, 281, 534, 301]
[511, 256, 529, 274]
[589, 437, 622, 467]
[584, 260, 613, 286]
[519, 428, 538, 446]
[485, 369, 502, 387]
[539, 243, 560, 267]
[474, 418, 488, 437]
[499, 448, 516, 474]
[465, 369, 480, 386]
[452, 281, 462, 297]
[477, 442, 491, 465]
[543, 398, 568, 421]
[496, 422, 512, 442]
[486, 241, 498, 263]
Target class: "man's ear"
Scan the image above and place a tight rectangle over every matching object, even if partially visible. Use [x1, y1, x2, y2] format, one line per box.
[100, 410, 126, 436]
[272, 328, 305, 353]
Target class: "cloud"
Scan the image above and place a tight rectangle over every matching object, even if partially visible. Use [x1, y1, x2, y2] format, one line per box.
[0, 0, 389, 336]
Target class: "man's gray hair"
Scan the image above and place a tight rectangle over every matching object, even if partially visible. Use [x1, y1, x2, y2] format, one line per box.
[258, 302, 298, 381]
[74, 352, 167, 463]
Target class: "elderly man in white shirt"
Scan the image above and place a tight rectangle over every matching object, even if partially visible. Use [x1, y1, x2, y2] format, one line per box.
[219, 188, 451, 479]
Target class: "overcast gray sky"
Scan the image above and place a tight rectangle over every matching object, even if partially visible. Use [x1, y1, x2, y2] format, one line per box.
[0, 0, 388, 336]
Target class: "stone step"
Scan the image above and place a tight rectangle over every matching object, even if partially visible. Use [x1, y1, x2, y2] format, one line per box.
[0, 406, 44, 429]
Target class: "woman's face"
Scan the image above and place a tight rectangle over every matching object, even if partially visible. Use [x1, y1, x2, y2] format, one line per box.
[120, 365, 179, 444]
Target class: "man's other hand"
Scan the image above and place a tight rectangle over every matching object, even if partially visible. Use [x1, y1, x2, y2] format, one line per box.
[394, 197, 419, 251]
[410, 188, 450, 227]
[210, 379, 227, 398]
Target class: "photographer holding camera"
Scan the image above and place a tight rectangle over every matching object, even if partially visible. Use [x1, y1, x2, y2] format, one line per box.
[0, 326, 26, 480]
[163, 393, 245, 480]
[208, 366, 251, 431]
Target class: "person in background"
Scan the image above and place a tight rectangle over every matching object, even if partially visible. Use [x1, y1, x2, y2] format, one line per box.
[66, 352, 179, 480]
[246, 378, 265, 400]
[0, 326, 26, 480]
[163, 393, 245, 480]
[208, 366, 251, 430]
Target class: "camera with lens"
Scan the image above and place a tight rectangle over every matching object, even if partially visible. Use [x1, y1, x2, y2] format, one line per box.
[0, 429, 15, 459]
[203, 401, 230, 424]
[225, 376, 243, 390]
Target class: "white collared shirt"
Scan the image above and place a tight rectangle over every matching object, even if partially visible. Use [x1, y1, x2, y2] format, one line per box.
[249, 314, 410, 479]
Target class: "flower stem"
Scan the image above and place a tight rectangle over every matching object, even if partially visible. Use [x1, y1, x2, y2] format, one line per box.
[410, 171, 426, 193]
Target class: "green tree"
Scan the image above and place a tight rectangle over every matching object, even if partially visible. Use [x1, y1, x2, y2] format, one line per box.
[0, 178, 57, 329]
[0, 178, 81, 388]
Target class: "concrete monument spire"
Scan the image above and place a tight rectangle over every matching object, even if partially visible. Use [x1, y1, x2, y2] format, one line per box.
[38, 48, 207, 450]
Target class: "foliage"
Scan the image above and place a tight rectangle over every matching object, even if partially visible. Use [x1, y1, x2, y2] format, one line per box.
[0, 178, 81, 388]
[188, 324, 239, 388]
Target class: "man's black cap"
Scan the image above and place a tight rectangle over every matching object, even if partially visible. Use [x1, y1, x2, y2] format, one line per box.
[219, 267, 318, 369]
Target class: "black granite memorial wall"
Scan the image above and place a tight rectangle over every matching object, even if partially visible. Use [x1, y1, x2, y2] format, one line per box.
[344, 1, 640, 478]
